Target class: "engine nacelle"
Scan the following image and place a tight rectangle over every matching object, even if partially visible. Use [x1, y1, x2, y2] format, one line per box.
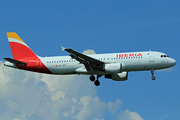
[104, 63, 122, 73]
[105, 72, 128, 81]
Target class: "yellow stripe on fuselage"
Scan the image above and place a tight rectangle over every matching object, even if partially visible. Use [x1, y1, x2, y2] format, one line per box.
[7, 32, 25, 43]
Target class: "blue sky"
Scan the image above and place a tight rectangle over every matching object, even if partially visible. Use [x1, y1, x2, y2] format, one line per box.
[0, 1, 180, 120]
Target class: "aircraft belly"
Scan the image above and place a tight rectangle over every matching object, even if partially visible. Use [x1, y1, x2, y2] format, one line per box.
[126, 61, 163, 71]
[49, 64, 83, 74]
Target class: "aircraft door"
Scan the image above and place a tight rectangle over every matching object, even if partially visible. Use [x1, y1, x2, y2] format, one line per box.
[149, 52, 155, 62]
[36, 59, 42, 68]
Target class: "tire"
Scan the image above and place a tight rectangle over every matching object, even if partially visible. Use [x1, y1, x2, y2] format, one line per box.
[89, 75, 95, 81]
[152, 76, 156, 80]
[94, 80, 100, 86]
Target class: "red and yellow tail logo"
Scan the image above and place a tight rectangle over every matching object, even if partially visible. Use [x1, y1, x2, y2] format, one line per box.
[7, 32, 37, 60]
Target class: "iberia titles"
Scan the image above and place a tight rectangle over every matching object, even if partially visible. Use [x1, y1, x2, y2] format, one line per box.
[116, 53, 142, 58]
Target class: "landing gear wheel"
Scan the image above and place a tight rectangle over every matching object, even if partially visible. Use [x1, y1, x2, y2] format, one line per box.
[151, 70, 156, 80]
[152, 76, 156, 80]
[89, 75, 95, 81]
[94, 80, 100, 86]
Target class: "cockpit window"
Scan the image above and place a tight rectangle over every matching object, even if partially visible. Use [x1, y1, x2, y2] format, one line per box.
[161, 55, 169, 57]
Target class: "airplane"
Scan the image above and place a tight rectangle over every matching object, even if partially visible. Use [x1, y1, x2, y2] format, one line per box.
[4, 32, 176, 86]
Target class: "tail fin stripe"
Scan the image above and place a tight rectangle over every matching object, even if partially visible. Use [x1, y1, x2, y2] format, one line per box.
[8, 38, 29, 47]
[7, 32, 25, 43]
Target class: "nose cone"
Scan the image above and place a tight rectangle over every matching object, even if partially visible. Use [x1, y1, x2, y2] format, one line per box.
[170, 58, 176, 66]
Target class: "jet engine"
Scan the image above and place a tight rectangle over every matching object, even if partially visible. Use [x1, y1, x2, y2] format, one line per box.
[104, 63, 122, 73]
[105, 72, 128, 81]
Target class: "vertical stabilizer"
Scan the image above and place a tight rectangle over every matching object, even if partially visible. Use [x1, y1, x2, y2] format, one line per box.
[7, 32, 37, 60]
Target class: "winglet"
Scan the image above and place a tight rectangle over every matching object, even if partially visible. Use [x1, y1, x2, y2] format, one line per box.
[61, 46, 66, 51]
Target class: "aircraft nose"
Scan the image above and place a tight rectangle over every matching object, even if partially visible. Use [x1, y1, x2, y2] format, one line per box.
[170, 58, 176, 66]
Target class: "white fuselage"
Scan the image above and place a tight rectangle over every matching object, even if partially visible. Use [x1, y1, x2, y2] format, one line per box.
[39, 51, 176, 75]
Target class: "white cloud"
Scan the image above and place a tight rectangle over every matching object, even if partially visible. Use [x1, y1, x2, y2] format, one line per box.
[0, 61, 46, 120]
[0, 61, 144, 120]
[50, 90, 66, 101]
[40, 74, 97, 99]
[83, 49, 96, 55]
[107, 99, 123, 115]
[116, 110, 144, 120]
[13, 119, 20, 120]
[73, 95, 106, 120]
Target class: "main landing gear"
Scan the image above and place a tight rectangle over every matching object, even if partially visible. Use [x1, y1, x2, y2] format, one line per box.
[89, 75, 102, 86]
[151, 70, 156, 80]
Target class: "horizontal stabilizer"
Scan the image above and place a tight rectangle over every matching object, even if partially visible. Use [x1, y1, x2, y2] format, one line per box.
[4, 58, 27, 65]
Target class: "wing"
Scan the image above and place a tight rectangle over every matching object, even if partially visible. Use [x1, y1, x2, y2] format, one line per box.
[61, 47, 104, 72]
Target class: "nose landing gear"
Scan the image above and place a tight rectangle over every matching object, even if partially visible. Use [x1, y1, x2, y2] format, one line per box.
[89, 75, 102, 86]
[151, 70, 156, 80]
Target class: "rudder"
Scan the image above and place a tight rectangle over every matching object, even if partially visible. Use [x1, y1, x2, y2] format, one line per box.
[7, 32, 37, 60]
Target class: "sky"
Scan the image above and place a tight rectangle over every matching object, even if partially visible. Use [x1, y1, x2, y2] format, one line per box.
[0, 0, 180, 120]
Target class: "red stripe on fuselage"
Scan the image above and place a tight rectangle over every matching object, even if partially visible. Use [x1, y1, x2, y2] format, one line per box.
[16, 60, 52, 74]
[9, 42, 52, 74]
